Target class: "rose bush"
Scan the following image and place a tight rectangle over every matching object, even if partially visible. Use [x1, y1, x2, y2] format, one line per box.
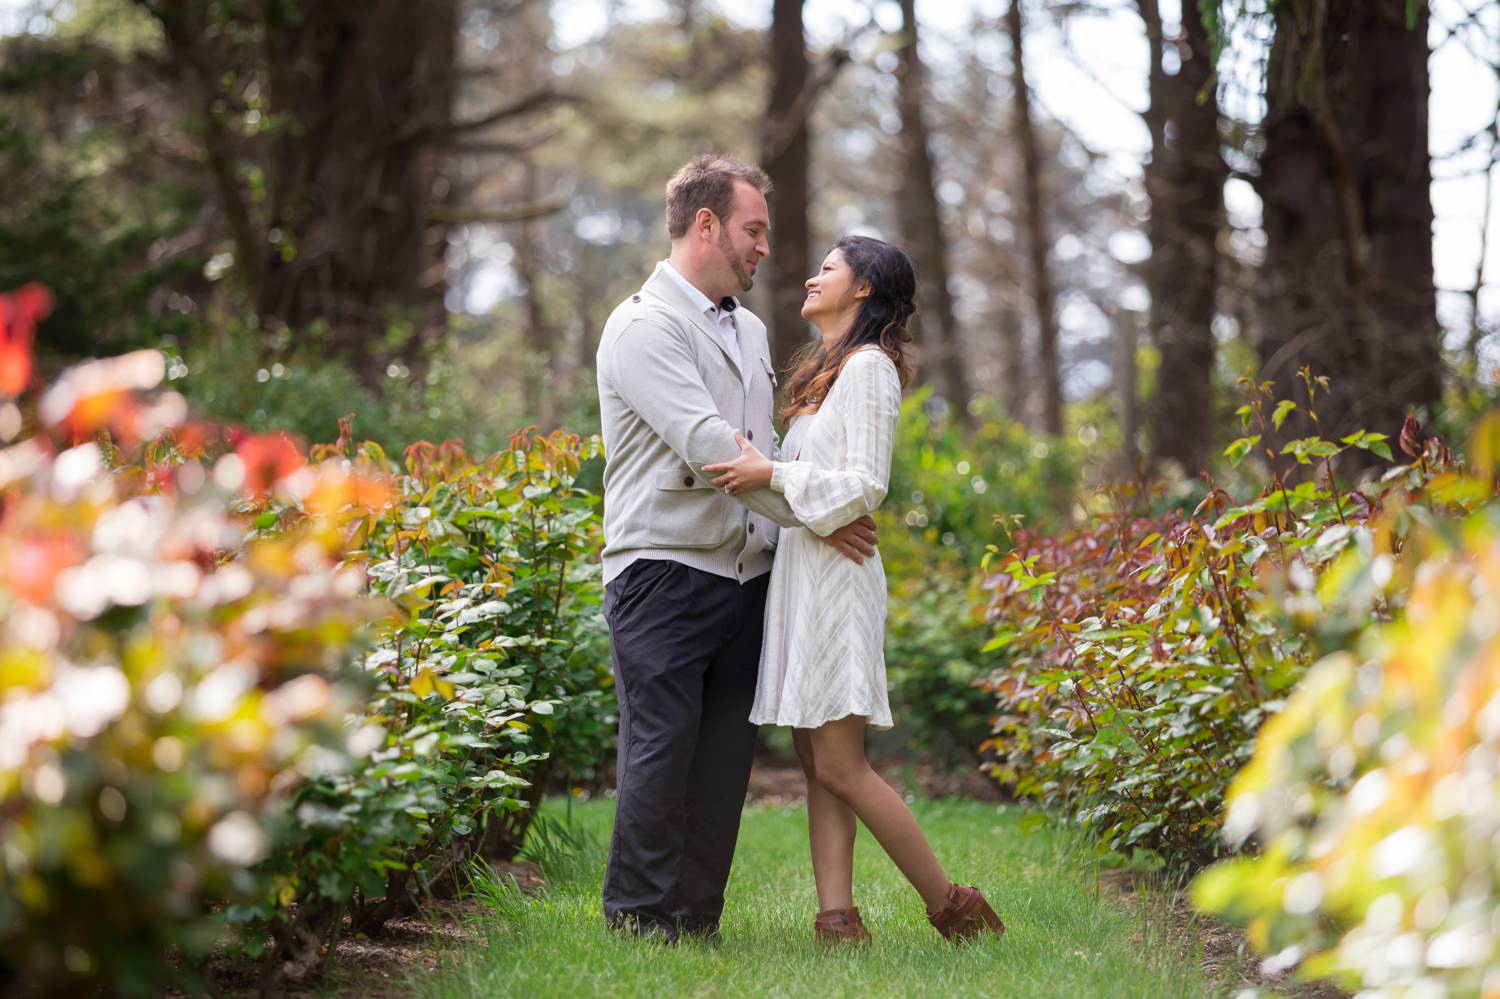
[229, 426, 609, 986]
[0, 343, 385, 995]
[0, 286, 613, 996]
[979, 372, 1459, 866]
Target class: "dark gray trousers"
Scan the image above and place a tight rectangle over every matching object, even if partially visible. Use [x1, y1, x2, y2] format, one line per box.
[601, 558, 768, 939]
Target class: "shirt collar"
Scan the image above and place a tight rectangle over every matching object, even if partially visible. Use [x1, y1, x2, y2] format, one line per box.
[662, 260, 738, 317]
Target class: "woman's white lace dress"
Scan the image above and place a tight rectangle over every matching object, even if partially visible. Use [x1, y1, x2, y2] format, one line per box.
[750, 347, 901, 730]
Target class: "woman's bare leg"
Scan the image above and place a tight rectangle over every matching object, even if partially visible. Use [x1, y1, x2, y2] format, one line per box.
[808, 715, 951, 914]
[793, 728, 857, 911]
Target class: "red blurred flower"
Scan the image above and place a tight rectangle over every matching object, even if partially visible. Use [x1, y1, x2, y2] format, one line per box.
[172, 421, 212, 459]
[3, 530, 84, 605]
[236, 431, 305, 497]
[0, 283, 52, 398]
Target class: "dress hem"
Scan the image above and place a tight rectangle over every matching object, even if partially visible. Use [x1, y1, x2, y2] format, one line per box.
[748, 708, 893, 732]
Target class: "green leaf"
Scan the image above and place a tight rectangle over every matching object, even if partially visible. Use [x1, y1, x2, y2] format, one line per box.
[1224, 435, 1260, 467]
[1272, 400, 1296, 430]
[983, 630, 1018, 653]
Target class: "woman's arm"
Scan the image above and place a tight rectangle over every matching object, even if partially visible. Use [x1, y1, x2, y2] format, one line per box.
[767, 352, 901, 537]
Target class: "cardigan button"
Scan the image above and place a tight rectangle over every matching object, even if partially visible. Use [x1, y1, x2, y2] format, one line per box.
[683, 476, 694, 487]
[737, 562, 744, 573]
[746, 430, 754, 441]
[748, 523, 756, 534]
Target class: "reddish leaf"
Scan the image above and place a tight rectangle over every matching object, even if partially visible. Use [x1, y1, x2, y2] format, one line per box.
[1399, 414, 1423, 457]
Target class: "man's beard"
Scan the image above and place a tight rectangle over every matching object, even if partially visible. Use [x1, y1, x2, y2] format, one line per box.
[717, 229, 754, 293]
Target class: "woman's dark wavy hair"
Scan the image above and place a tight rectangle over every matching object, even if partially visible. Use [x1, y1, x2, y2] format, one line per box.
[779, 235, 916, 421]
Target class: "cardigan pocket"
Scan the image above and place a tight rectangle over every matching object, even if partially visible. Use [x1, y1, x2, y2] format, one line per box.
[761, 353, 778, 388]
[646, 467, 735, 549]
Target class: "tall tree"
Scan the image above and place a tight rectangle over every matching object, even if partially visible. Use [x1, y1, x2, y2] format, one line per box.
[514, 158, 557, 429]
[762, 0, 814, 377]
[1005, 0, 1062, 435]
[1257, 0, 1442, 444]
[1142, 0, 1226, 473]
[896, 0, 972, 422]
[138, 0, 463, 386]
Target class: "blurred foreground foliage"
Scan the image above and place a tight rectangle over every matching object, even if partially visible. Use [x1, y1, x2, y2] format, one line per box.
[1192, 412, 1500, 994]
[0, 287, 610, 996]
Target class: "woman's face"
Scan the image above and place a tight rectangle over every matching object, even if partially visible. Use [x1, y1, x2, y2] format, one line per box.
[801, 249, 868, 324]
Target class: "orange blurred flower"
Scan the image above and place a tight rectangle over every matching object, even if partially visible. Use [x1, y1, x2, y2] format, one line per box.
[38, 351, 183, 446]
[304, 467, 398, 517]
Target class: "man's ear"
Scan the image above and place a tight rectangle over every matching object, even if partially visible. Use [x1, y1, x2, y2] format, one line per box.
[695, 207, 717, 239]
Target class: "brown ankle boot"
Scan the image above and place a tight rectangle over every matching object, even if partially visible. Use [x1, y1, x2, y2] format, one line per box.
[813, 905, 872, 945]
[928, 884, 1005, 942]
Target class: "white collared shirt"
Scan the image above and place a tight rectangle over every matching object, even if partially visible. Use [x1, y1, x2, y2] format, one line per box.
[661, 260, 742, 369]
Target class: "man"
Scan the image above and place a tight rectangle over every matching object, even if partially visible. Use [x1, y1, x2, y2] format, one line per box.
[595, 154, 877, 941]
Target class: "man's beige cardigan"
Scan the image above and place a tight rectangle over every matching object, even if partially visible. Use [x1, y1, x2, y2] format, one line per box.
[595, 261, 802, 586]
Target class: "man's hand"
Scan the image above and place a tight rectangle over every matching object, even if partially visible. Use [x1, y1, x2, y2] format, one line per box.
[819, 515, 878, 564]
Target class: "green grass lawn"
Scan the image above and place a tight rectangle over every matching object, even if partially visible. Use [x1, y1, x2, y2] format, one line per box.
[413, 795, 1217, 998]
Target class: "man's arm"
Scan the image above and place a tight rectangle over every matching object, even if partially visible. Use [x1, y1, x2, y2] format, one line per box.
[821, 515, 878, 563]
[607, 318, 802, 527]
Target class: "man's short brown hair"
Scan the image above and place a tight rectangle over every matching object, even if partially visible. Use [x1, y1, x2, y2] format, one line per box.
[664, 154, 772, 239]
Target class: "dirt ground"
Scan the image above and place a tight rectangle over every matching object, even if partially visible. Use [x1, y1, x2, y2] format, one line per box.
[172, 860, 539, 998]
[1098, 865, 1347, 998]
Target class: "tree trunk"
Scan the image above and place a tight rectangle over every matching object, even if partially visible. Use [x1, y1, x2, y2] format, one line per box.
[762, 0, 814, 378]
[1119, 311, 1142, 475]
[999, 305, 1027, 423]
[572, 241, 602, 420]
[896, 0, 972, 423]
[515, 159, 557, 429]
[1005, 0, 1062, 435]
[1258, 0, 1441, 448]
[1144, 0, 1225, 474]
[148, 0, 458, 389]
[1465, 86, 1499, 369]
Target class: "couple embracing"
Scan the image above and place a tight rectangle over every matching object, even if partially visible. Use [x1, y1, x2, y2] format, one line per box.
[594, 154, 1004, 946]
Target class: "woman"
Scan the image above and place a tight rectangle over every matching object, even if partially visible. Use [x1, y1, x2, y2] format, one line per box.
[703, 236, 1004, 945]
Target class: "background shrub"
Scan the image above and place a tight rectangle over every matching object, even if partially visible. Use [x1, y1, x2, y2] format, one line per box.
[979, 374, 1428, 866]
[229, 427, 610, 984]
[167, 324, 516, 458]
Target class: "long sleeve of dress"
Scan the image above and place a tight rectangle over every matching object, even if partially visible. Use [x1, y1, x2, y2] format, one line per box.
[769, 351, 901, 537]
